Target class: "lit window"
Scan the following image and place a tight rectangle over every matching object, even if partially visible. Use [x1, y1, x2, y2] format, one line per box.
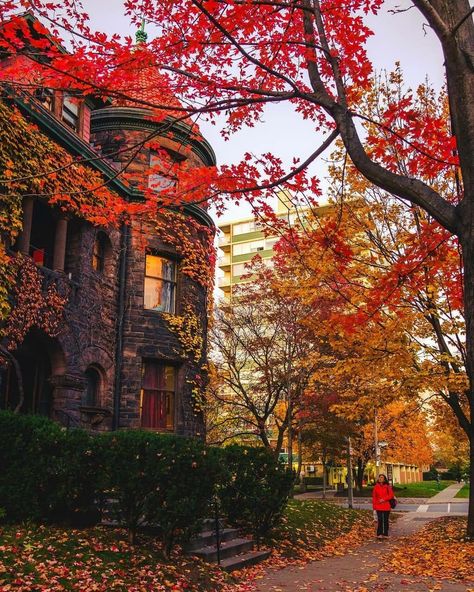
[92, 232, 107, 272]
[144, 254, 177, 313]
[62, 94, 79, 131]
[140, 361, 175, 429]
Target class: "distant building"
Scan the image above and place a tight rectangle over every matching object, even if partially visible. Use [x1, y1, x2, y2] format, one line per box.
[217, 192, 330, 298]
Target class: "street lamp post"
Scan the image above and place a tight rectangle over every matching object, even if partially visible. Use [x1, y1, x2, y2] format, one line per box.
[347, 436, 354, 509]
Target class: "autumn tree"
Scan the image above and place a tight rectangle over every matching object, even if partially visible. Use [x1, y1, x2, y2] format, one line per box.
[209, 262, 320, 455]
[431, 399, 470, 480]
[299, 390, 351, 495]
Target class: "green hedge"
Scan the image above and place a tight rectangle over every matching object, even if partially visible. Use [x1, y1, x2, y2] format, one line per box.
[102, 430, 222, 553]
[304, 476, 323, 486]
[218, 446, 294, 544]
[0, 412, 103, 525]
[0, 411, 292, 552]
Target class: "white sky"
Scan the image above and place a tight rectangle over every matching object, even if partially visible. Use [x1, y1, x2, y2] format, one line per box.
[78, 0, 445, 223]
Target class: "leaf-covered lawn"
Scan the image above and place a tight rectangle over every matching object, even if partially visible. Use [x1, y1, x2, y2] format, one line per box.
[0, 525, 229, 592]
[387, 517, 474, 583]
[266, 500, 373, 561]
[0, 501, 373, 591]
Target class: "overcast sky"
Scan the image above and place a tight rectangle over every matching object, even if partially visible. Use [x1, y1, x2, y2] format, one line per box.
[78, 0, 446, 222]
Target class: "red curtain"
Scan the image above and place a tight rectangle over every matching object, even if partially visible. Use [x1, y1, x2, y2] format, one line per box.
[141, 362, 167, 428]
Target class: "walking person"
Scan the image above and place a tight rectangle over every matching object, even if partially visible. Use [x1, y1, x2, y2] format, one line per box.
[372, 474, 395, 539]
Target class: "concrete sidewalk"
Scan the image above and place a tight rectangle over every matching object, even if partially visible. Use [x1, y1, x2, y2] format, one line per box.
[426, 482, 465, 504]
[255, 513, 468, 592]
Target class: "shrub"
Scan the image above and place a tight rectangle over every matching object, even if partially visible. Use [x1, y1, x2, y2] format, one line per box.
[303, 476, 323, 486]
[0, 411, 103, 525]
[218, 445, 294, 544]
[102, 430, 221, 553]
[423, 468, 439, 481]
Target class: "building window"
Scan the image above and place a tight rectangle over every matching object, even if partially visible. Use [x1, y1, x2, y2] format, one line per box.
[84, 366, 101, 407]
[140, 361, 175, 429]
[62, 94, 80, 131]
[233, 220, 258, 235]
[148, 151, 176, 193]
[34, 87, 54, 111]
[233, 239, 265, 256]
[232, 262, 248, 277]
[92, 232, 107, 272]
[144, 254, 177, 313]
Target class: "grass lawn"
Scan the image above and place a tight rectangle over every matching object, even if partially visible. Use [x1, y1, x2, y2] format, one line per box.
[0, 501, 373, 591]
[0, 524, 228, 591]
[267, 499, 373, 560]
[455, 484, 470, 498]
[352, 480, 456, 498]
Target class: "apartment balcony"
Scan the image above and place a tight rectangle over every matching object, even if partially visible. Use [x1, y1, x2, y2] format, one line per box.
[218, 235, 231, 250]
[218, 254, 231, 269]
[217, 275, 231, 289]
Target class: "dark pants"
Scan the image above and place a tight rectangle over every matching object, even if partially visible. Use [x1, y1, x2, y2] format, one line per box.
[376, 510, 390, 536]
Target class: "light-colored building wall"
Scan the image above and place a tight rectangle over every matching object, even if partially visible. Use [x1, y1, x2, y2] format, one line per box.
[217, 192, 330, 298]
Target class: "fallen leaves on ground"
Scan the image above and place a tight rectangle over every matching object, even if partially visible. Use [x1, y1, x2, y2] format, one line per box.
[220, 501, 374, 591]
[0, 501, 374, 591]
[387, 517, 474, 582]
[0, 524, 230, 591]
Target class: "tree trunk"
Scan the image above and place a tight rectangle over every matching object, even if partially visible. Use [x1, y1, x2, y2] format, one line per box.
[469, 435, 474, 539]
[355, 457, 365, 492]
[322, 453, 327, 499]
[460, 238, 474, 539]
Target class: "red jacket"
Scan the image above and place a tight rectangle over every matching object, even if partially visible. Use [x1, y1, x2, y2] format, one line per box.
[372, 482, 394, 511]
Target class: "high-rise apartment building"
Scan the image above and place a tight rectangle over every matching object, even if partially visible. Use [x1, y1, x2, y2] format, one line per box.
[217, 193, 329, 298]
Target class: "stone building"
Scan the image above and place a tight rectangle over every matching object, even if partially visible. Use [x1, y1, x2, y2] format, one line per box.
[0, 14, 215, 437]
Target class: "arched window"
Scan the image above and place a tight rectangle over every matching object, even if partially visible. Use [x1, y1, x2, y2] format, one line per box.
[92, 232, 108, 273]
[84, 367, 101, 407]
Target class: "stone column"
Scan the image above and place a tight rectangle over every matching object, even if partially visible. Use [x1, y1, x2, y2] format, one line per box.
[17, 196, 34, 255]
[53, 216, 68, 271]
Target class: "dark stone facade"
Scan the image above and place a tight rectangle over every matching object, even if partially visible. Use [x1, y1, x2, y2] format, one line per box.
[0, 75, 215, 437]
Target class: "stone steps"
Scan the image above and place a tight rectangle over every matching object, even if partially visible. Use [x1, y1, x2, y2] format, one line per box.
[220, 549, 271, 572]
[186, 521, 271, 572]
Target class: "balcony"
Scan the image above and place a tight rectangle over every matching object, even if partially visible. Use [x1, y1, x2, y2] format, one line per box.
[38, 264, 79, 303]
[218, 254, 231, 269]
[218, 276, 231, 288]
[218, 235, 231, 250]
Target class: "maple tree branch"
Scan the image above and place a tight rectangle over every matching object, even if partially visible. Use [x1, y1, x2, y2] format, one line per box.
[218, 128, 339, 197]
[190, 0, 300, 93]
[352, 111, 458, 168]
[311, 0, 347, 108]
[330, 106, 459, 235]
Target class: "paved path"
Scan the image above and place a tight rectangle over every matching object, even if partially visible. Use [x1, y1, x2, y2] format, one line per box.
[296, 483, 469, 514]
[256, 513, 469, 592]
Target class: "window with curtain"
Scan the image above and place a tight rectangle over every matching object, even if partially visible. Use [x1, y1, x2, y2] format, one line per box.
[140, 361, 175, 429]
[144, 254, 177, 313]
